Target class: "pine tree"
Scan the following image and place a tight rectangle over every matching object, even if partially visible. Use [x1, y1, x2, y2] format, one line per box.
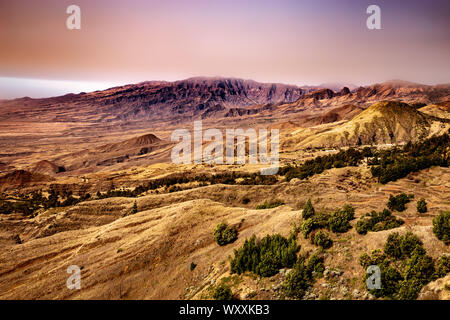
[131, 201, 138, 214]
[302, 199, 315, 220]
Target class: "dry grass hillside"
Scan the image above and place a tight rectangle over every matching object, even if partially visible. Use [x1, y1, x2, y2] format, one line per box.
[284, 101, 450, 149]
[0, 165, 448, 299]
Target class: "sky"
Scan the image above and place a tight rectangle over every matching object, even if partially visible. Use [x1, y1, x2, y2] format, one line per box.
[0, 0, 449, 99]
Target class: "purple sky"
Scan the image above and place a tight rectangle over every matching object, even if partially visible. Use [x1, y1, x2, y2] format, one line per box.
[0, 0, 449, 98]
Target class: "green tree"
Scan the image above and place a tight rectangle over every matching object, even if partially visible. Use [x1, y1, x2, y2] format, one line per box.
[302, 199, 315, 220]
[131, 201, 138, 214]
[432, 211, 450, 244]
[214, 222, 238, 246]
[417, 198, 427, 214]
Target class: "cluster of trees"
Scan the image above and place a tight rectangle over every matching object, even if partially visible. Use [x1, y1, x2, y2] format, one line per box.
[1, 170, 278, 215]
[355, 209, 404, 235]
[0, 189, 91, 215]
[97, 171, 277, 199]
[255, 199, 285, 210]
[230, 232, 299, 277]
[387, 193, 414, 212]
[300, 201, 355, 241]
[433, 211, 450, 244]
[282, 252, 325, 299]
[214, 222, 238, 246]
[280, 148, 366, 181]
[370, 132, 449, 184]
[360, 231, 450, 300]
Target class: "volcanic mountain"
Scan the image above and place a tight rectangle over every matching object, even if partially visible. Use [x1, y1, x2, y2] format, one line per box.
[0, 77, 314, 123]
[0, 78, 448, 126]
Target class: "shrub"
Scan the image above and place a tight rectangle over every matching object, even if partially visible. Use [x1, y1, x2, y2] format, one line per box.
[416, 198, 427, 214]
[307, 252, 325, 277]
[328, 205, 355, 233]
[396, 279, 423, 300]
[355, 219, 371, 235]
[301, 218, 315, 239]
[384, 232, 402, 259]
[230, 233, 299, 277]
[400, 232, 423, 258]
[356, 209, 404, 235]
[387, 193, 414, 212]
[214, 222, 238, 246]
[213, 283, 232, 300]
[432, 211, 450, 244]
[403, 249, 435, 284]
[256, 199, 285, 210]
[434, 255, 450, 278]
[282, 256, 312, 299]
[310, 230, 333, 249]
[302, 199, 315, 219]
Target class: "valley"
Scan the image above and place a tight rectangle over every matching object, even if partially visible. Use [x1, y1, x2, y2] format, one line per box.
[0, 77, 449, 300]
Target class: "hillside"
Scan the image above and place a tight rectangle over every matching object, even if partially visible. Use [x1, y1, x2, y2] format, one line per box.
[0, 166, 448, 299]
[288, 101, 450, 148]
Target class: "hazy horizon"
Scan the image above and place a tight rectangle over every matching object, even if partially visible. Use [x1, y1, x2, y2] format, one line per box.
[1, 75, 450, 100]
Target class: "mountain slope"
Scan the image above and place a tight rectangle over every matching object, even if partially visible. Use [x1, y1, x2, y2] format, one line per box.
[289, 101, 450, 148]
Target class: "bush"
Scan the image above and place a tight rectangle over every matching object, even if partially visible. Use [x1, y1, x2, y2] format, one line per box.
[416, 198, 427, 214]
[310, 230, 333, 249]
[403, 249, 435, 284]
[300, 212, 329, 239]
[256, 199, 285, 210]
[213, 283, 232, 300]
[282, 258, 311, 299]
[214, 222, 238, 246]
[400, 232, 424, 258]
[434, 255, 450, 278]
[302, 199, 315, 219]
[230, 233, 299, 277]
[356, 209, 404, 235]
[432, 211, 450, 244]
[396, 279, 423, 300]
[328, 205, 355, 233]
[384, 232, 402, 259]
[387, 193, 414, 212]
[361, 231, 439, 300]
[307, 252, 325, 277]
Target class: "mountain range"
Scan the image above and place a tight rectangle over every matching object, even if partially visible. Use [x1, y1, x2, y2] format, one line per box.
[0, 78, 448, 125]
